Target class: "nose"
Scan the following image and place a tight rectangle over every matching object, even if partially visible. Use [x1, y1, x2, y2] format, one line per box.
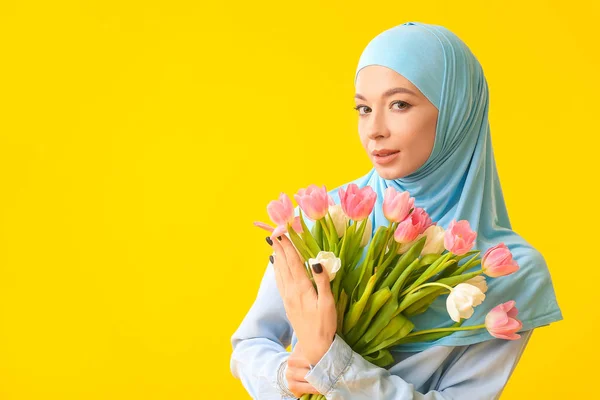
[365, 109, 390, 140]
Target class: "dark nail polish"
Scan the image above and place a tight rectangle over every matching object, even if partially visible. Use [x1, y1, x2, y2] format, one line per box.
[277, 236, 282, 241]
[266, 236, 273, 246]
[312, 262, 323, 274]
[269, 255, 274, 264]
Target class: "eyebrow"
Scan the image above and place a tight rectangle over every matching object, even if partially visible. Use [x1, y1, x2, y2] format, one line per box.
[354, 87, 418, 101]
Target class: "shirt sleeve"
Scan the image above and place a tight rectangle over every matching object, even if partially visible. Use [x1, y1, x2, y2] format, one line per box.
[304, 329, 534, 399]
[230, 262, 297, 400]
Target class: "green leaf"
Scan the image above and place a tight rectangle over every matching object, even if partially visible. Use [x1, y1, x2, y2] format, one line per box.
[344, 274, 377, 335]
[344, 287, 392, 346]
[377, 236, 427, 291]
[312, 219, 324, 248]
[355, 295, 399, 346]
[363, 349, 394, 368]
[298, 209, 322, 256]
[399, 252, 453, 297]
[336, 289, 349, 336]
[450, 252, 482, 276]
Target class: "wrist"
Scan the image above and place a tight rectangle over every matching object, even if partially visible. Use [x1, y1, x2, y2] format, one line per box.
[276, 358, 296, 398]
[307, 335, 336, 366]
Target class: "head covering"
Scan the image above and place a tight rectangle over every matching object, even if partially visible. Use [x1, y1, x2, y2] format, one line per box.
[322, 21, 562, 351]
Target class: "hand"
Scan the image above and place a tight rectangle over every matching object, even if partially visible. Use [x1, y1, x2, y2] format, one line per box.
[285, 341, 321, 397]
[268, 234, 337, 365]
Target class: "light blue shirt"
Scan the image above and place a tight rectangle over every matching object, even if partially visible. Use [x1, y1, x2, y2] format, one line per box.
[230, 262, 534, 399]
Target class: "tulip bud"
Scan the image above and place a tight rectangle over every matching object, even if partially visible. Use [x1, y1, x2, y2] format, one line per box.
[394, 207, 433, 244]
[420, 225, 446, 255]
[463, 275, 488, 294]
[308, 251, 342, 282]
[267, 193, 295, 227]
[443, 219, 477, 256]
[445, 283, 486, 322]
[360, 217, 373, 247]
[485, 300, 522, 340]
[339, 183, 377, 221]
[482, 243, 520, 278]
[327, 204, 349, 238]
[294, 185, 329, 221]
[382, 187, 415, 223]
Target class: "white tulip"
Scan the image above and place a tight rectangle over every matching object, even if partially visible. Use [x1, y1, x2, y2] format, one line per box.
[446, 283, 486, 322]
[420, 225, 446, 255]
[396, 225, 446, 255]
[463, 275, 488, 294]
[327, 204, 349, 238]
[308, 251, 342, 282]
[360, 217, 372, 248]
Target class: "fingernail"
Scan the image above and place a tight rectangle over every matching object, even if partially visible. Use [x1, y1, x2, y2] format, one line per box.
[266, 236, 273, 246]
[312, 262, 323, 274]
[277, 236, 282, 241]
[269, 255, 274, 264]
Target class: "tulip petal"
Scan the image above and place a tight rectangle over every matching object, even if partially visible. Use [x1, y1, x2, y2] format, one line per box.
[485, 310, 508, 329]
[271, 225, 287, 240]
[253, 221, 275, 232]
[490, 331, 521, 340]
[291, 216, 304, 234]
[446, 296, 461, 323]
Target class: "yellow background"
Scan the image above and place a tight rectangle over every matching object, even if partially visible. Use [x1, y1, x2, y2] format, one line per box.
[0, 1, 596, 398]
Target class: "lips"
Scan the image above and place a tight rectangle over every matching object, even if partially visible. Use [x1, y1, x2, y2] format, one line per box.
[373, 151, 400, 165]
[372, 149, 400, 156]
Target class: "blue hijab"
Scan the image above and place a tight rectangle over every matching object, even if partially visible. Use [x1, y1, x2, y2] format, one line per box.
[313, 21, 562, 351]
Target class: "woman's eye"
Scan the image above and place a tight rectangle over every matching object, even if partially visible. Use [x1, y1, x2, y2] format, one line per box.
[353, 101, 410, 116]
[391, 100, 410, 110]
[353, 105, 370, 115]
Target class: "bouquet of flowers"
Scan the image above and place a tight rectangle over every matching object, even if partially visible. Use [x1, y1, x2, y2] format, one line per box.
[255, 184, 522, 400]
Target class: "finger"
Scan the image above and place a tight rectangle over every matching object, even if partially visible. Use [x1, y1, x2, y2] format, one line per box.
[311, 261, 334, 307]
[269, 253, 286, 297]
[269, 236, 293, 288]
[278, 234, 311, 283]
[289, 366, 311, 380]
[288, 352, 311, 369]
[288, 380, 321, 396]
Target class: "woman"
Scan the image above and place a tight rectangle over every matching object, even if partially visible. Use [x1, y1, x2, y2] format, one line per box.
[230, 21, 563, 399]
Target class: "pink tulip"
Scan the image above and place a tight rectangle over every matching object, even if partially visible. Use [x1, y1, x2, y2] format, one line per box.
[253, 193, 303, 240]
[393, 207, 432, 243]
[394, 222, 420, 244]
[270, 216, 303, 239]
[267, 193, 295, 226]
[382, 187, 415, 223]
[485, 300, 523, 340]
[413, 207, 434, 234]
[443, 219, 477, 256]
[338, 183, 377, 221]
[482, 243, 520, 278]
[294, 185, 329, 221]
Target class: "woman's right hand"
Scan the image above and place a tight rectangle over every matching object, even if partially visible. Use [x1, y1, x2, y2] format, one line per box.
[286, 341, 322, 398]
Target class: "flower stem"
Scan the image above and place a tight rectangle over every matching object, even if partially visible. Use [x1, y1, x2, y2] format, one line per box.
[405, 282, 454, 298]
[404, 324, 486, 338]
[377, 222, 397, 266]
[319, 218, 331, 239]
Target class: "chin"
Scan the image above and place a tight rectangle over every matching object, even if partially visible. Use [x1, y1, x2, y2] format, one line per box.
[375, 165, 406, 180]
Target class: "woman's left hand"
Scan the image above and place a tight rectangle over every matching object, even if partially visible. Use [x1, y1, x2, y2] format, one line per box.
[268, 234, 337, 366]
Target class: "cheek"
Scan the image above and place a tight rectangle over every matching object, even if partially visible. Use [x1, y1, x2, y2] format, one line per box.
[358, 125, 369, 149]
[402, 113, 437, 158]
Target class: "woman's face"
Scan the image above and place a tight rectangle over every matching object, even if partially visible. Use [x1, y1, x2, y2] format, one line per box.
[354, 65, 439, 180]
